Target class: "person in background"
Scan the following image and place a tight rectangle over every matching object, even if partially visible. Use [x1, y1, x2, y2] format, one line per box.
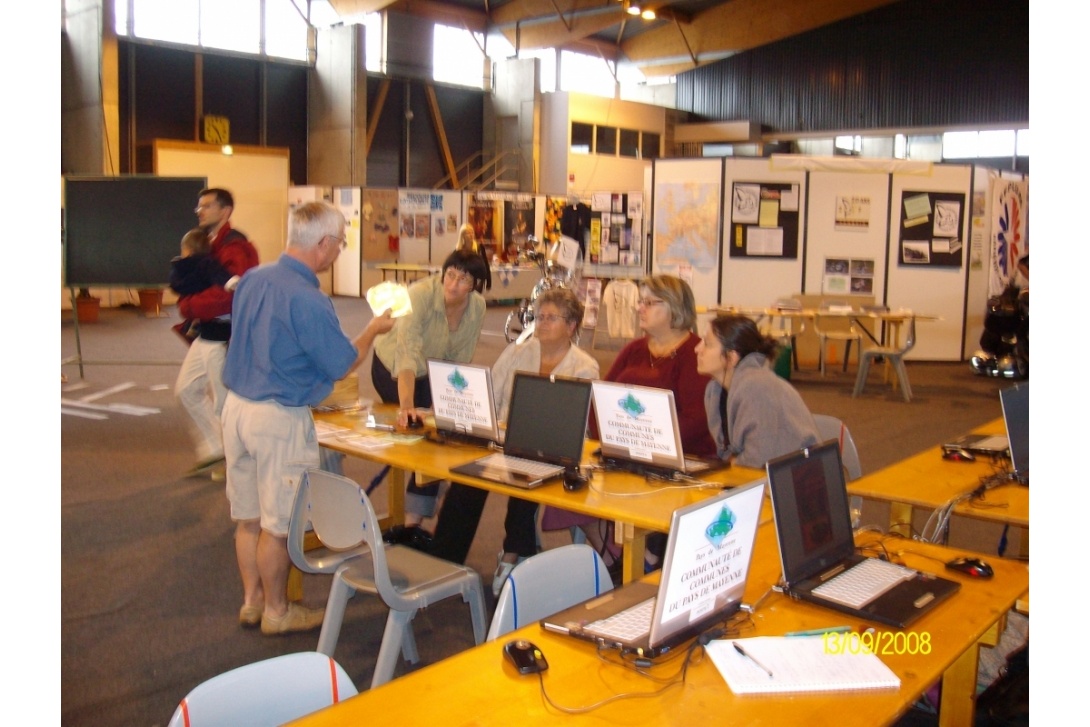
[696, 314, 819, 469]
[370, 249, 489, 541]
[175, 188, 259, 476]
[425, 288, 599, 589]
[541, 275, 713, 569]
[455, 223, 492, 293]
[169, 227, 239, 344]
[221, 201, 394, 635]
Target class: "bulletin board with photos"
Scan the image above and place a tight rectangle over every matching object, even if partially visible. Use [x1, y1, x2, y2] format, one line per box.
[728, 181, 802, 259]
[822, 258, 876, 296]
[898, 190, 966, 267]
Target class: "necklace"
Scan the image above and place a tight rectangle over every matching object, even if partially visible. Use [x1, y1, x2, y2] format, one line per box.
[648, 333, 687, 368]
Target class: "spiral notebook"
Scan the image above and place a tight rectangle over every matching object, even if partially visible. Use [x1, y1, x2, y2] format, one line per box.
[706, 636, 900, 695]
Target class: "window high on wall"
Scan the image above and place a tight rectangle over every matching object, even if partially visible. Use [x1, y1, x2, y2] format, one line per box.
[116, 0, 314, 62]
[560, 50, 616, 98]
[433, 23, 486, 89]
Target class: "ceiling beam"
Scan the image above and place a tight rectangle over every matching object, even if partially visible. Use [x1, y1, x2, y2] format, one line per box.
[622, 0, 899, 77]
[491, 0, 625, 51]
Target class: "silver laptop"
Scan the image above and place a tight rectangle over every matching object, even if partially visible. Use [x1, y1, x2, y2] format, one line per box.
[590, 380, 729, 479]
[944, 382, 1030, 470]
[425, 359, 503, 447]
[1000, 382, 1029, 482]
[541, 480, 765, 658]
[449, 372, 591, 489]
[766, 441, 960, 629]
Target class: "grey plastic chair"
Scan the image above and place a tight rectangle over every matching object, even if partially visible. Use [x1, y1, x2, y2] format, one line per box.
[813, 414, 864, 528]
[288, 468, 373, 577]
[813, 303, 864, 376]
[166, 652, 357, 727]
[301, 468, 487, 689]
[487, 544, 613, 641]
[852, 315, 917, 402]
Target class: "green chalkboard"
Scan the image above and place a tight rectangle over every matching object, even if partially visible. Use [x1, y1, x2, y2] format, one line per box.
[63, 176, 208, 287]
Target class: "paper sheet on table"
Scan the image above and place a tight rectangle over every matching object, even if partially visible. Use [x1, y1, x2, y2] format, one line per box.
[706, 636, 900, 695]
[366, 281, 413, 318]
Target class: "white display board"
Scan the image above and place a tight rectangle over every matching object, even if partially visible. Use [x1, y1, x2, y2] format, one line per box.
[720, 159, 807, 308]
[332, 186, 362, 297]
[887, 164, 973, 360]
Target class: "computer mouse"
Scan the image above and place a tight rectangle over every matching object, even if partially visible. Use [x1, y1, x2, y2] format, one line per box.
[563, 468, 589, 492]
[503, 639, 548, 674]
[945, 556, 994, 579]
[942, 447, 976, 462]
[404, 413, 424, 429]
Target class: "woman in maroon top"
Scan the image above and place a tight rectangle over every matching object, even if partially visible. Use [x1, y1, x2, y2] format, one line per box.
[542, 275, 712, 566]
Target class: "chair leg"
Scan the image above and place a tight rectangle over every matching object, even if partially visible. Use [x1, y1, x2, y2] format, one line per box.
[819, 339, 827, 376]
[853, 356, 872, 398]
[570, 525, 587, 545]
[892, 357, 913, 402]
[371, 609, 417, 689]
[842, 340, 853, 372]
[316, 575, 356, 657]
[465, 578, 487, 645]
[791, 335, 800, 371]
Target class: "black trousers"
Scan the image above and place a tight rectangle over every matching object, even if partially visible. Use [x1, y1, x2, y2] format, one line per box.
[370, 356, 441, 510]
[429, 487, 539, 565]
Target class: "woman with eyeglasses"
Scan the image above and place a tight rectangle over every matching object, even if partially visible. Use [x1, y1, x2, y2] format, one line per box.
[370, 249, 490, 539]
[542, 275, 715, 568]
[695, 314, 819, 469]
[427, 288, 599, 582]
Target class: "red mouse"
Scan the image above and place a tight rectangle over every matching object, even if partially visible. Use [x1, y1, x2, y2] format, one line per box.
[942, 447, 975, 462]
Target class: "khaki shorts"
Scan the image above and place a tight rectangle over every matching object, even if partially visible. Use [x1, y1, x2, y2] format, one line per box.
[222, 391, 319, 535]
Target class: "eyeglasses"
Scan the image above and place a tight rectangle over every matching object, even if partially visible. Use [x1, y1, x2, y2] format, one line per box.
[535, 313, 569, 324]
[326, 234, 347, 250]
[637, 298, 666, 308]
[443, 269, 474, 287]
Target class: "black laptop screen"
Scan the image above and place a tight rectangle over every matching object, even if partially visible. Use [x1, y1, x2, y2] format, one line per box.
[766, 440, 857, 583]
[503, 373, 592, 467]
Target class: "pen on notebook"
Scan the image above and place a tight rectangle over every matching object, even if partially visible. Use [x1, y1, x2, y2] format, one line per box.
[784, 626, 852, 637]
[732, 642, 774, 678]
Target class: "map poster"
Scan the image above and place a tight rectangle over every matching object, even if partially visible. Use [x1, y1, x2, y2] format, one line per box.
[652, 182, 720, 270]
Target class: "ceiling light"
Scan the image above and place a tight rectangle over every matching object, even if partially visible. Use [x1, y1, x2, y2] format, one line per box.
[626, 4, 641, 15]
[641, 9, 656, 20]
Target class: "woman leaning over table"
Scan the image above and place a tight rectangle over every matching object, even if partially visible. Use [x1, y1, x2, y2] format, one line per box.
[541, 274, 715, 569]
[696, 314, 819, 469]
[427, 288, 599, 582]
[370, 249, 490, 539]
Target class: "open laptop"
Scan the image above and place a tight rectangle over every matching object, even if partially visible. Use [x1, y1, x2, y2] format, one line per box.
[590, 380, 729, 479]
[449, 372, 591, 489]
[766, 441, 960, 628]
[1000, 382, 1029, 483]
[541, 479, 765, 658]
[943, 382, 1030, 464]
[425, 359, 504, 447]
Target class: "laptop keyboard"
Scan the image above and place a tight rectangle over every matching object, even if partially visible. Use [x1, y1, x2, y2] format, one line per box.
[812, 558, 918, 609]
[584, 598, 655, 641]
[477, 452, 560, 479]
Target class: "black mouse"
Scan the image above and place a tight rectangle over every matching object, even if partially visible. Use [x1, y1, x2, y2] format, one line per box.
[503, 639, 548, 674]
[404, 413, 424, 429]
[942, 447, 976, 462]
[945, 556, 994, 579]
[563, 468, 588, 492]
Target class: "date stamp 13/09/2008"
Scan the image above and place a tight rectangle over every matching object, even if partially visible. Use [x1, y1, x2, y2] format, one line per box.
[823, 630, 932, 656]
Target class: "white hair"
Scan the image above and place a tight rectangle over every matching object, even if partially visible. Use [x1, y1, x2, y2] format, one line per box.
[288, 201, 345, 249]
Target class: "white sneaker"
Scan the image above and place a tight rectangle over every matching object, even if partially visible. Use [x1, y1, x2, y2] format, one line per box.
[492, 551, 519, 597]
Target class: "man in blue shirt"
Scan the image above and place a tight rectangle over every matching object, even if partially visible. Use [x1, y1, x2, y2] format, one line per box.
[221, 201, 394, 635]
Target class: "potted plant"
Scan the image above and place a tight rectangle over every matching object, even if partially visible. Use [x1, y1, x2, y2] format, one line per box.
[75, 287, 100, 323]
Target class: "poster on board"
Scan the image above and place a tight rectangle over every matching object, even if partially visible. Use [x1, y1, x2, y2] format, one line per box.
[728, 182, 801, 259]
[897, 190, 965, 267]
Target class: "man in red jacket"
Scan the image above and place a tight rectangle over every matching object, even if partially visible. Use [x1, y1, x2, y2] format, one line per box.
[175, 188, 259, 474]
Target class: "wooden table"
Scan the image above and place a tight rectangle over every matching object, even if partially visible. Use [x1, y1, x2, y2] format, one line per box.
[847, 417, 1028, 541]
[376, 263, 438, 283]
[287, 523, 1029, 727]
[313, 406, 766, 584]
